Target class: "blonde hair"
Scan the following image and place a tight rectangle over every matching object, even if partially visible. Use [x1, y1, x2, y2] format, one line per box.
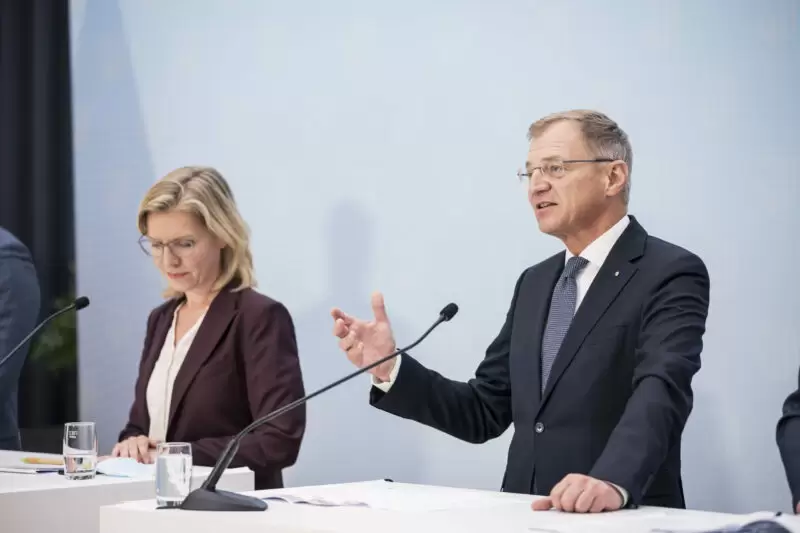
[528, 109, 633, 204]
[137, 166, 256, 298]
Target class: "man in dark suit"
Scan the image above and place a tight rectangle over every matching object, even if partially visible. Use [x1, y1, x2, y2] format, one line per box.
[331, 109, 710, 513]
[777, 367, 800, 513]
[0, 227, 41, 450]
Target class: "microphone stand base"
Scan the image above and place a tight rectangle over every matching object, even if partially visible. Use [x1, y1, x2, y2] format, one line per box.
[180, 488, 267, 512]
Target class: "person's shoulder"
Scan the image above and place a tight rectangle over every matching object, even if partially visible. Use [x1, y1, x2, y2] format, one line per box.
[0, 226, 19, 247]
[0, 229, 37, 288]
[531, 250, 565, 270]
[519, 250, 564, 280]
[233, 288, 297, 339]
[503, 251, 564, 301]
[644, 234, 707, 273]
[0, 227, 32, 261]
[235, 287, 292, 319]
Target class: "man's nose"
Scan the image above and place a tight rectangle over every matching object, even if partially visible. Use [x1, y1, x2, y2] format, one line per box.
[530, 175, 551, 195]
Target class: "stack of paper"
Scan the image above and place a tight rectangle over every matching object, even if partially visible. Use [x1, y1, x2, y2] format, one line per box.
[0, 453, 63, 474]
[96, 458, 155, 478]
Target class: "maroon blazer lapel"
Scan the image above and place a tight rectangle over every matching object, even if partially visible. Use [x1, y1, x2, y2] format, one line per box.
[166, 288, 238, 432]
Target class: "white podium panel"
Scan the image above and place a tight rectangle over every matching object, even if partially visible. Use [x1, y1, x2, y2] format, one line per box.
[99, 480, 800, 533]
[0, 450, 254, 533]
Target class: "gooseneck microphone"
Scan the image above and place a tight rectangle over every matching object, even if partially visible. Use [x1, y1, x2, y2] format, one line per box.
[180, 302, 459, 512]
[0, 296, 90, 370]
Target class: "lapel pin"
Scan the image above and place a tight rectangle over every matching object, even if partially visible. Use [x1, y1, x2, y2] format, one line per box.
[614, 271, 619, 277]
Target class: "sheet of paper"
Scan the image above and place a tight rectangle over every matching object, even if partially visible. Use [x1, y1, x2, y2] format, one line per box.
[0, 452, 62, 472]
[265, 482, 525, 512]
[96, 457, 155, 478]
[264, 493, 370, 507]
[0, 467, 41, 474]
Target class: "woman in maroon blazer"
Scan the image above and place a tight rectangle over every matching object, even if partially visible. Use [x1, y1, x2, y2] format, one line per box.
[111, 166, 306, 490]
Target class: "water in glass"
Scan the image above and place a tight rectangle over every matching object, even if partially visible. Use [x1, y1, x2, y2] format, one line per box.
[155, 443, 192, 507]
[63, 422, 97, 480]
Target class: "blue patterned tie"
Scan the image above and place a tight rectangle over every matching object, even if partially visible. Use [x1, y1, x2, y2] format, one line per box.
[541, 256, 589, 393]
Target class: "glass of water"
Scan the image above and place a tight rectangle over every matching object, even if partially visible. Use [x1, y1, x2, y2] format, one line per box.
[63, 422, 97, 480]
[155, 442, 193, 507]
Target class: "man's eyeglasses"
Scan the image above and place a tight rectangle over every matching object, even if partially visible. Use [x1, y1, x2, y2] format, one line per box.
[138, 236, 197, 258]
[517, 158, 614, 182]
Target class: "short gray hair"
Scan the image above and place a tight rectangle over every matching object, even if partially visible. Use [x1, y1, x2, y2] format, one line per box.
[528, 109, 633, 204]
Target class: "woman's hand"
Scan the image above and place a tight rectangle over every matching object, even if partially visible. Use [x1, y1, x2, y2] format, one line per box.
[110, 435, 160, 463]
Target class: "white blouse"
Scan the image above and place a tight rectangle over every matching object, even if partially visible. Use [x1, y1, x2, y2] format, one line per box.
[146, 304, 207, 442]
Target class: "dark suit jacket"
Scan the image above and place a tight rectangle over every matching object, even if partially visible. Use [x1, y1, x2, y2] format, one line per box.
[371, 216, 709, 508]
[777, 367, 800, 509]
[119, 285, 306, 489]
[0, 227, 40, 450]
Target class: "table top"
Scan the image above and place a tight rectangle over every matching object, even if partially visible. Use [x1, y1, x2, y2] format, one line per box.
[100, 480, 800, 533]
[0, 450, 251, 494]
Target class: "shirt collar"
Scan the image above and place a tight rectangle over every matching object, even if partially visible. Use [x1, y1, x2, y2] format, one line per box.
[565, 215, 630, 269]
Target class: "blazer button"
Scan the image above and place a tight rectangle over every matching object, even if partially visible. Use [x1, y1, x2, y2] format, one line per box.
[534, 422, 545, 433]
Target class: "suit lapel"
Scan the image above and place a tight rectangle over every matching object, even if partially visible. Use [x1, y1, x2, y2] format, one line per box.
[516, 253, 564, 405]
[166, 288, 238, 432]
[538, 217, 647, 409]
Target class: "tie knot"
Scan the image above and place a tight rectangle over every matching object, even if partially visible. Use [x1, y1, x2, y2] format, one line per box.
[563, 256, 589, 279]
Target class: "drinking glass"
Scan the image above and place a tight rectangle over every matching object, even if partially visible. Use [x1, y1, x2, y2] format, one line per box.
[155, 442, 193, 507]
[63, 422, 97, 480]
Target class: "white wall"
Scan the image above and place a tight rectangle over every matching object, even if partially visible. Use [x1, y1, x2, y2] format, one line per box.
[70, 0, 800, 513]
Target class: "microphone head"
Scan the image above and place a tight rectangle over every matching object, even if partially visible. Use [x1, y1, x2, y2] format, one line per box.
[74, 296, 90, 310]
[439, 303, 459, 321]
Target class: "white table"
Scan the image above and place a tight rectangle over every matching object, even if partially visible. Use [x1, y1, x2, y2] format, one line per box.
[99, 480, 800, 533]
[0, 450, 254, 533]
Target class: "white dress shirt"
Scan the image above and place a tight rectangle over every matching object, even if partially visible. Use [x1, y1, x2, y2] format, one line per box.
[146, 304, 207, 443]
[569, 215, 630, 308]
[372, 215, 631, 501]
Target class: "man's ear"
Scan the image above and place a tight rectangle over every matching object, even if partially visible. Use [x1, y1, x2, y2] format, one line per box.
[605, 161, 629, 198]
